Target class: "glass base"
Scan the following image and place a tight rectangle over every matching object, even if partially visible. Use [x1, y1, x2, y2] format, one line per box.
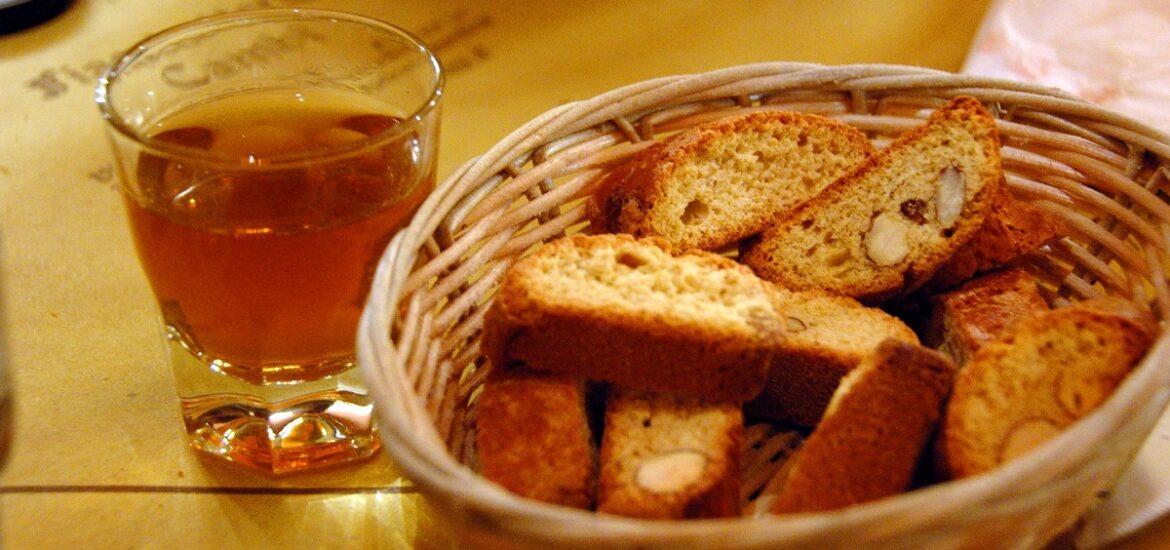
[169, 333, 380, 475]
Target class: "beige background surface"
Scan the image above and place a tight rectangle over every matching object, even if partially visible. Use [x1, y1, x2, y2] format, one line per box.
[1, 0, 1166, 548]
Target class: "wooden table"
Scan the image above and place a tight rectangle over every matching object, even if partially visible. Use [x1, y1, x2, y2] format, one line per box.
[1, 0, 1167, 547]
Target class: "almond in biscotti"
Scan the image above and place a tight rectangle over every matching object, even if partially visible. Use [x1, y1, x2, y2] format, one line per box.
[740, 96, 1004, 304]
[634, 450, 710, 494]
[598, 388, 741, 519]
[864, 211, 911, 266]
[935, 166, 966, 228]
[588, 110, 876, 251]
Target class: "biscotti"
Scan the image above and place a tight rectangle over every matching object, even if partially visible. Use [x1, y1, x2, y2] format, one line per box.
[588, 110, 875, 251]
[740, 96, 1004, 303]
[480, 233, 786, 401]
[770, 339, 957, 513]
[745, 287, 920, 427]
[598, 388, 741, 519]
[461, 88, 1164, 523]
[475, 366, 596, 508]
[925, 267, 1050, 366]
[934, 298, 1156, 479]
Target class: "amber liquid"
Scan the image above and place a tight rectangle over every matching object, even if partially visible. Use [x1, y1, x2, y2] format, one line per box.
[126, 91, 434, 384]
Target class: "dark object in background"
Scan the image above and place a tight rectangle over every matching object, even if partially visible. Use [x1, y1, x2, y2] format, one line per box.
[0, 0, 71, 35]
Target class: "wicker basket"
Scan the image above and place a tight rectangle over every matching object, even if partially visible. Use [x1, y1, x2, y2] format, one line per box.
[357, 62, 1170, 549]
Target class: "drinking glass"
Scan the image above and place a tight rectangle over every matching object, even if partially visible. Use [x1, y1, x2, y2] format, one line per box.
[96, 9, 443, 474]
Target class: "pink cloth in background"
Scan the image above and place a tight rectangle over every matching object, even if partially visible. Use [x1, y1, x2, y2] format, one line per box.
[964, 1, 1170, 548]
[964, 0, 1170, 136]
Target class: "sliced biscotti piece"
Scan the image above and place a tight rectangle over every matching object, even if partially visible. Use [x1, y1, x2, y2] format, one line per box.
[929, 186, 1064, 289]
[741, 96, 1004, 304]
[925, 267, 1050, 366]
[588, 110, 876, 251]
[598, 387, 742, 519]
[770, 339, 957, 513]
[745, 287, 920, 427]
[481, 233, 786, 401]
[475, 366, 596, 508]
[935, 298, 1157, 479]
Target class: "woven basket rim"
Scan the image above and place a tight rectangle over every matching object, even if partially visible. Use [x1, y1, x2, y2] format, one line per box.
[358, 61, 1170, 545]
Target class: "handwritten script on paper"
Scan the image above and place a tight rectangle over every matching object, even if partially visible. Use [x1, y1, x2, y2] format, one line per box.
[22, 1, 493, 188]
[26, 0, 318, 101]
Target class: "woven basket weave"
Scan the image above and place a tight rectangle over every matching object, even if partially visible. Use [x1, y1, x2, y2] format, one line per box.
[357, 62, 1170, 549]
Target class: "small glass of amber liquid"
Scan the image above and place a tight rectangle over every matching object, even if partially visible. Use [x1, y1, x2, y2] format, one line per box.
[96, 9, 442, 474]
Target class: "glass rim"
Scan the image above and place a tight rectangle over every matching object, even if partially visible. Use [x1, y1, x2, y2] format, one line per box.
[94, 8, 444, 167]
